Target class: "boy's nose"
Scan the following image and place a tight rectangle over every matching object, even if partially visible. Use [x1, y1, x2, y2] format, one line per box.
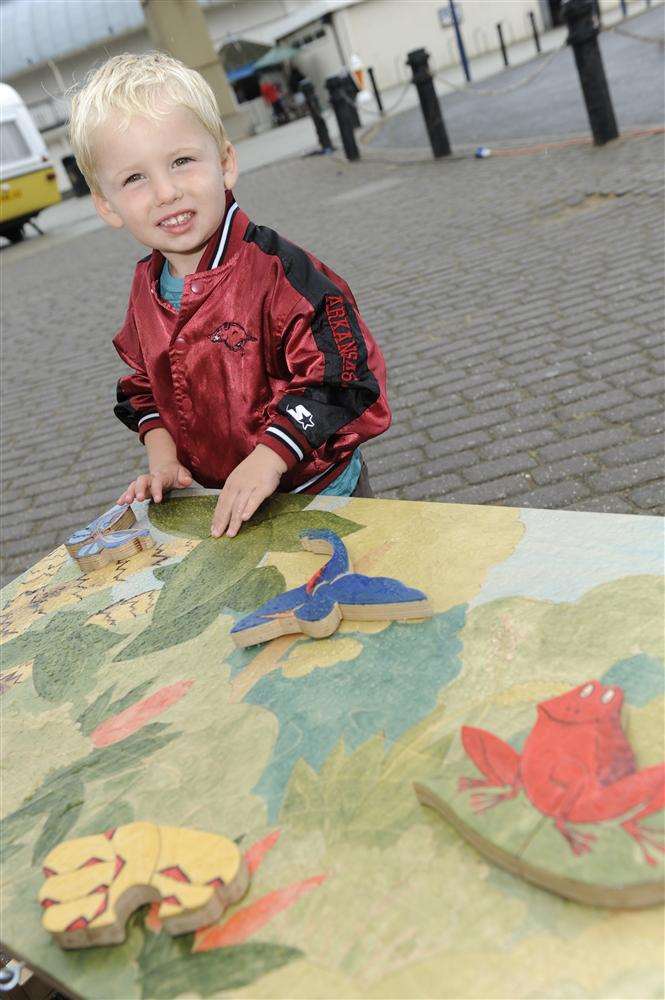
[153, 179, 181, 206]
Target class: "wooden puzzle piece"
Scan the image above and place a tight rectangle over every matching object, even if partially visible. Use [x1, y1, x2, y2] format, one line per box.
[414, 681, 665, 908]
[152, 825, 250, 934]
[231, 529, 432, 648]
[74, 527, 154, 574]
[64, 503, 154, 573]
[65, 504, 136, 556]
[39, 822, 248, 948]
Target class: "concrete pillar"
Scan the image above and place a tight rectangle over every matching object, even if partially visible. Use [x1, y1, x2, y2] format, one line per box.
[141, 0, 249, 141]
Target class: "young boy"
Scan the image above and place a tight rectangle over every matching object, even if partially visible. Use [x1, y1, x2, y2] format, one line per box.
[68, 53, 390, 537]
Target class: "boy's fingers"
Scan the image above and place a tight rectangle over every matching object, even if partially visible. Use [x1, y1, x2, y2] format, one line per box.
[211, 491, 233, 538]
[119, 486, 136, 504]
[151, 474, 163, 504]
[176, 467, 193, 488]
[241, 489, 263, 522]
[226, 489, 252, 538]
[135, 474, 153, 502]
[117, 482, 137, 505]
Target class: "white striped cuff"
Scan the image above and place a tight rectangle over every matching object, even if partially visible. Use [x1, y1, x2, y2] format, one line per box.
[138, 412, 160, 427]
[265, 425, 304, 461]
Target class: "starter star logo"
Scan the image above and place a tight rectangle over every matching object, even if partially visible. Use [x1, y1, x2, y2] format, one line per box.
[286, 403, 315, 430]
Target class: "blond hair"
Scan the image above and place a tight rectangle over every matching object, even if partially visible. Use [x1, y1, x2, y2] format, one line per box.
[68, 52, 228, 192]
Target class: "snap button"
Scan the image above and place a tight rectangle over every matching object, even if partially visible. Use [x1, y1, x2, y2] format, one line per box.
[190, 281, 202, 294]
[175, 336, 186, 345]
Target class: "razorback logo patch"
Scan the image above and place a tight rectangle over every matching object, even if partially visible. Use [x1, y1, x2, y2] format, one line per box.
[211, 321, 257, 355]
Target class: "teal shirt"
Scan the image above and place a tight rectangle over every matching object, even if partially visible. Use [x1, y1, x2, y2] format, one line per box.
[158, 260, 361, 496]
[160, 260, 184, 309]
[320, 449, 361, 495]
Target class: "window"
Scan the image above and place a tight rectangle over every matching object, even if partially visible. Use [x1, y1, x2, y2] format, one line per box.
[287, 21, 327, 50]
[0, 121, 30, 169]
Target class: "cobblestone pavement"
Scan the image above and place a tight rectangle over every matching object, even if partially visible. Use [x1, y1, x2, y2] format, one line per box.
[370, 7, 665, 150]
[2, 128, 664, 583]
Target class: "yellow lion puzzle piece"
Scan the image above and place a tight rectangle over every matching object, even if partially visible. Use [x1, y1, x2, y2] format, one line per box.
[38, 822, 249, 949]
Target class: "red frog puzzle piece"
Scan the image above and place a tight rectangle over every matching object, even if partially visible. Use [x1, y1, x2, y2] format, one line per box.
[459, 681, 665, 864]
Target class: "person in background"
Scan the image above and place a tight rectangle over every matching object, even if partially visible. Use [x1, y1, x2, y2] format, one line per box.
[288, 62, 305, 96]
[259, 75, 289, 125]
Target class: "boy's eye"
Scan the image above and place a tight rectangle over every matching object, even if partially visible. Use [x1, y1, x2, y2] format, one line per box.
[174, 156, 194, 167]
[123, 173, 142, 186]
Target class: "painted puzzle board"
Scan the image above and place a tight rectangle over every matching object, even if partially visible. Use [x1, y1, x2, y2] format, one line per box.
[0, 495, 663, 1000]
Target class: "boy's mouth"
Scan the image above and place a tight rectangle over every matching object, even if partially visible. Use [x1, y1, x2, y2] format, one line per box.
[157, 211, 195, 231]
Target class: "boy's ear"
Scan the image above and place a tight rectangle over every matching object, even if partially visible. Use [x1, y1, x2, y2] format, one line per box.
[91, 191, 124, 229]
[221, 143, 239, 190]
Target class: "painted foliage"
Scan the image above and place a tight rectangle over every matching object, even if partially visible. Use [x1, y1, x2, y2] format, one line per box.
[0, 495, 663, 999]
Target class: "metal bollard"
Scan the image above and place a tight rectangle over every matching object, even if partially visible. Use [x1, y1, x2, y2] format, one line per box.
[325, 74, 361, 161]
[529, 11, 542, 53]
[367, 66, 384, 115]
[620, 0, 628, 14]
[562, 0, 619, 145]
[449, 0, 472, 82]
[496, 22, 510, 66]
[406, 48, 452, 158]
[300, 79, 334, 153]
[341, 71, 361, 128]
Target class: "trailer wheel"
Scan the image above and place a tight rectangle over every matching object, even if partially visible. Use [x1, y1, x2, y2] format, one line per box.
[5, 224, 25, 244]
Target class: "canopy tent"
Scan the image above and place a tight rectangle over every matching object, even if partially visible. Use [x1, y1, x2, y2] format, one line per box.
[218, 38, 269, 72]
[226, 62, 259, 83]
[252, 45, 299, 71]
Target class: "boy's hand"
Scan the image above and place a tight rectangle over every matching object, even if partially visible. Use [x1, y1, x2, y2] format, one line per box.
[212, 445, 287, 538]
[117, 462, 193, 505]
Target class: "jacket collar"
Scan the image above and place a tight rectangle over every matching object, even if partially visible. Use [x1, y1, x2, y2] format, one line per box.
[148, 190, 248, 282]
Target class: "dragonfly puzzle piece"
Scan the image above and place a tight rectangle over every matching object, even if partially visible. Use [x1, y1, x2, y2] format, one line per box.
[231, 528, 432, 648]
[39, 822, 249, 949]
[64, 503, 153, 573]
[414, 680, 665, 908]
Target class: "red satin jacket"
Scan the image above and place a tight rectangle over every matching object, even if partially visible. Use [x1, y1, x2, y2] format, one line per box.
[113, 192, 391, 493]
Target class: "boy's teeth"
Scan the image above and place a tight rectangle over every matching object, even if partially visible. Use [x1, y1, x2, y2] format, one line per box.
[161, 212, 192, 227]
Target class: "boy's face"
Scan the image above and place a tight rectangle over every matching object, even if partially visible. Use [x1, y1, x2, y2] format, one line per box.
[91, 104, 238, 277]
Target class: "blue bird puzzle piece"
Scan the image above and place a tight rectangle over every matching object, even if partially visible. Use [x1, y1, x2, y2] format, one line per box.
[230, 529, 432, 648]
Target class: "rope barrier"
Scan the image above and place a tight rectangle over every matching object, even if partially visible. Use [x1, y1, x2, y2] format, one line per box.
[341, 8, 661, 133]
[610, 23, 665, 45]
[344, 42, 566, 130]
[432, 43, 566, 98]
[348, 80, 413, 120]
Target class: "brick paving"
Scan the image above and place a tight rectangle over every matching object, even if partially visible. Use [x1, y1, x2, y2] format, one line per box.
[1, 127, 664, 584]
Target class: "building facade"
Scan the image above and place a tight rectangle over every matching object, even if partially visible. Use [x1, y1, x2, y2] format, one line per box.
[0, 0, 635, 191]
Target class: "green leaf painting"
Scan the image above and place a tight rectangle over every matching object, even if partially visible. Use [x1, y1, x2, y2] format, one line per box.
[2, 725, 179, 863]
[148, 493, 360, 543]
[1, 606, 124, 705]
[119, 496, 363, 660]
[76, 678, 157, 737]
[138, 928, 302, 1000]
